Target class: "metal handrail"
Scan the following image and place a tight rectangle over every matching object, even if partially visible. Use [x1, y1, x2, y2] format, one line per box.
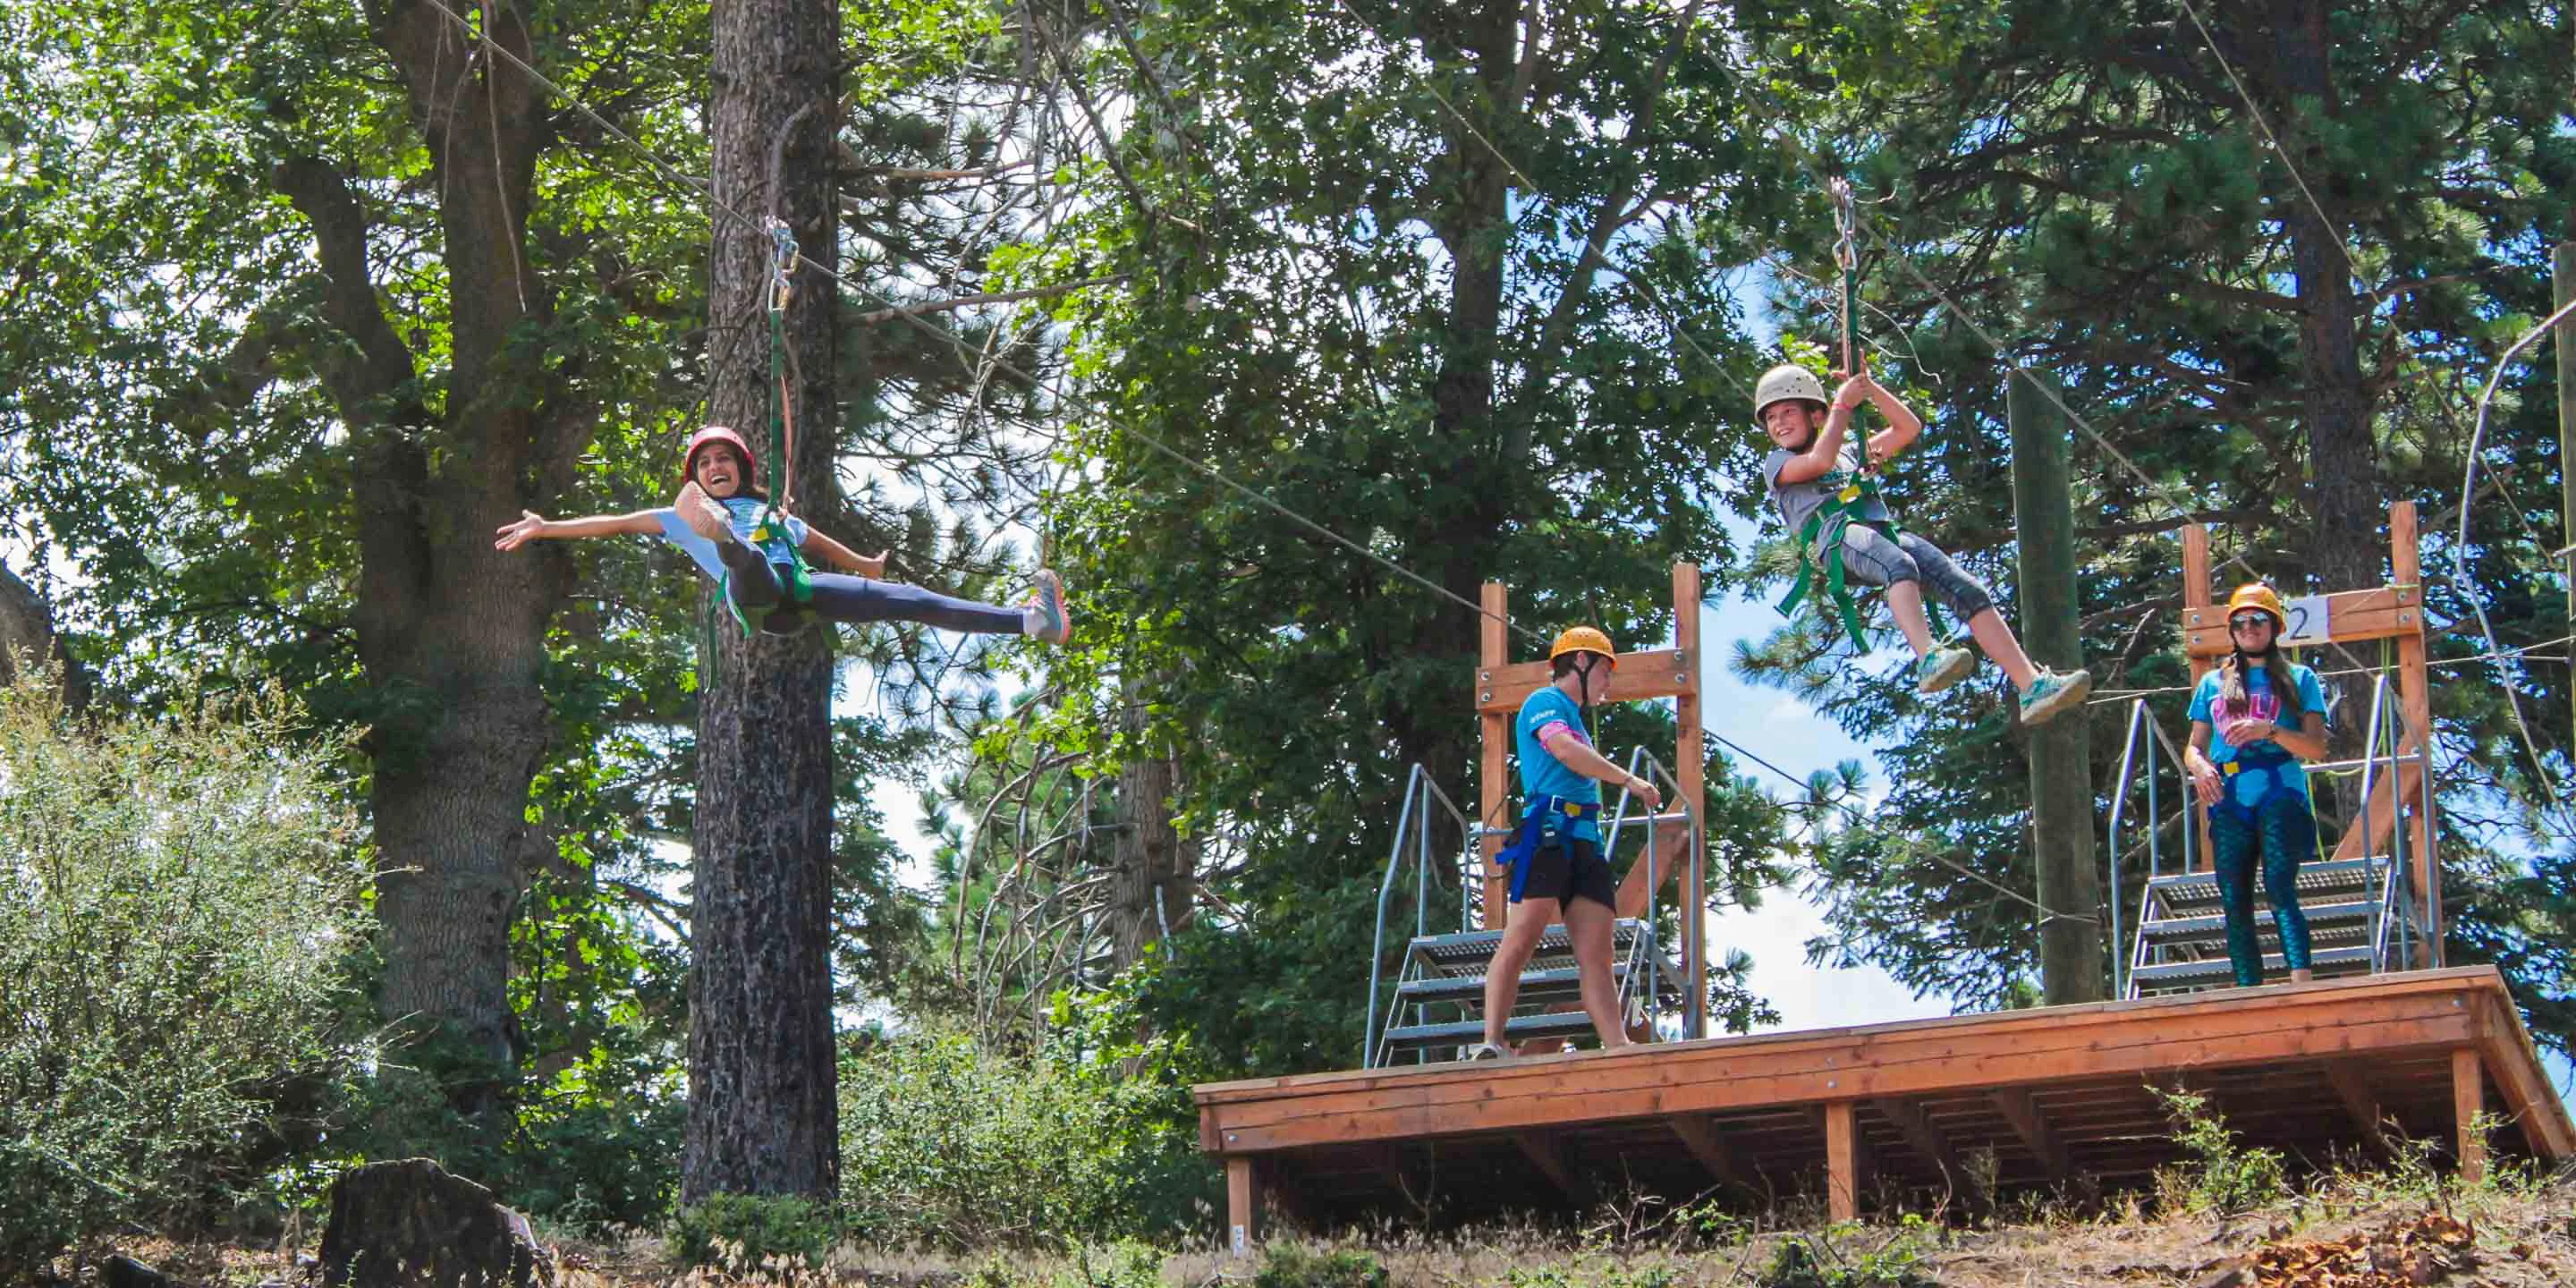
[1363, 764, 1478, 1067]
[1602, 749, 1703, 1038]
[2106, 697, 2202, 996]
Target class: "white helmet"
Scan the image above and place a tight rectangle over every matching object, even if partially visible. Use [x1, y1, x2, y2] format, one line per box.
[1754, 364, 1828, 420]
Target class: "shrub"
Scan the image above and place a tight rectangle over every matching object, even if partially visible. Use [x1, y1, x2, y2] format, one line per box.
[670, 1191, 837, 1272]
[1256, 1242, 1386, 1288]
[835, 1021, 1214, 1247]
[0, 673, 369, 1275]
[2151, 1085, 2288, 1216]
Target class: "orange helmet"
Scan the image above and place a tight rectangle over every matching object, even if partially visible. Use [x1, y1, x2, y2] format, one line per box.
[1547, 626, 1617, 670]
[2224, 582, 2286, 630]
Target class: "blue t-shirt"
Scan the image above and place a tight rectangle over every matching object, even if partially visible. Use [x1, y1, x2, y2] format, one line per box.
[2189, 663, 2328, 807]
[1515, 685, 1602, 842]
[653, 497, 809, 584]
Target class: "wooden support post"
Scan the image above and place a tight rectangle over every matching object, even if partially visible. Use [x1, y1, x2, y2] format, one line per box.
[1226, 1156, 1260, 1255]
[2182, 523, 2216, 872]
[2009, 370, 2105, 1003]
[2555, 244, 2575, 769]
[1824, 1101, 1860, 1221]
[1674, 564, 1707, 1038]
[2387, 502, 2438, 965]
[2453, 1047, 2487, 1183]
[1990, 1087, 2071, 1184]
[1480, 581, 1511, 929]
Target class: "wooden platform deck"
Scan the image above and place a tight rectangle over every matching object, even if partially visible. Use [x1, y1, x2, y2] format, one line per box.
[1196, 968, 2571, 1244]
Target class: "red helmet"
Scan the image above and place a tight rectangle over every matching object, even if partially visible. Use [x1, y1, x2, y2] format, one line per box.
[680, 426, 757, 489]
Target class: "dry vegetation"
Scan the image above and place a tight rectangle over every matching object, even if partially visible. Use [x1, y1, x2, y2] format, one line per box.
[58, 1166, 2576, 1288]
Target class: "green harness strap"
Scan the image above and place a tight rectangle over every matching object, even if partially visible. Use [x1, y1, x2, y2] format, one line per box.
[717, 231, 820, 641]
[1778, 497, 1873, 654]
[1775, 479, 1946, 655]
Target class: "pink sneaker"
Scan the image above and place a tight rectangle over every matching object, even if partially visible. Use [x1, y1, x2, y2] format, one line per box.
[1027, 569, 1071, 644]
[675, 482, 735, 545]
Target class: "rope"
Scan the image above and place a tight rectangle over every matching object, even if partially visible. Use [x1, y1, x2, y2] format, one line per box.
[2451, 296, 2576, 814]
[411, 0, 1544, 647]
[2082, 634, 2576, 702]
[2168, 0, 2363, 288]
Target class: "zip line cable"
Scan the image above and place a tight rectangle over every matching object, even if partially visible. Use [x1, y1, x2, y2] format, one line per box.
[412, 0, 1545, 645]
[2169, 0, 2365, 288]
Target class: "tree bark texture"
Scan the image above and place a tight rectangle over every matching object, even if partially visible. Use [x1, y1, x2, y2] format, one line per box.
[2263, 0, 2379, 595]
[1110, 680, 1198, 970]
[280, 2, 587, 1081]
[683, 0, 842, 1203]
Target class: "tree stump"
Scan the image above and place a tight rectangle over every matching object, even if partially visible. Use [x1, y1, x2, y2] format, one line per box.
[318, 1159, 554, 1288]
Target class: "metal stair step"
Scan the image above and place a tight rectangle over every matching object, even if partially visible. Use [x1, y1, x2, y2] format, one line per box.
[2140, 900, 2379, 942]
[2130, 945, 2378, 990]
[1406, 919, 1655, 976]
[1396, 964, 1619, 1006]
[2145, 858, 2387, 913]
[1381, 1010, 1604, 1055]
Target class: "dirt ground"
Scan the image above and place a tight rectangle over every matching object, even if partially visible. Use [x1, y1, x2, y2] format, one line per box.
[60, 1174, 2576, 1288]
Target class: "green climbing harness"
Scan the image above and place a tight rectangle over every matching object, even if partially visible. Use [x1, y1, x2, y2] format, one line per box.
[713, 219, 820, 641]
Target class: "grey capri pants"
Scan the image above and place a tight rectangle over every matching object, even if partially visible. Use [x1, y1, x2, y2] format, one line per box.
[1836, 522, 1996, 620]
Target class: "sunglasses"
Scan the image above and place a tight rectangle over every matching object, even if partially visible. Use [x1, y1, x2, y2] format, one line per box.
[2229, 614, 2275, 631]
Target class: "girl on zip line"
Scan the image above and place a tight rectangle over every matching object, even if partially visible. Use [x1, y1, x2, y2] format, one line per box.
[493, 425, 1072, 644]
[1755, 359, 2090, 724]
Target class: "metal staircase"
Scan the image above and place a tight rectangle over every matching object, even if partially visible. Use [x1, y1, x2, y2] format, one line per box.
[1364, 754, 1699, 1068]
[2108, 671, 2436, 999]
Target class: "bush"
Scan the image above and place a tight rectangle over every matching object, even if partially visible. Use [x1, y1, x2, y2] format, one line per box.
[2152, 1085, 2288, 1216]
[670, 1192, 837, 1273]
[0, 673, 370, 1275]
[835, 1022, 1213, 1248]
[1256, 1243, 1387, 1288]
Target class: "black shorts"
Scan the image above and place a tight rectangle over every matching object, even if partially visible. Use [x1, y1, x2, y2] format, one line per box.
[1509, 835, 1616, 911]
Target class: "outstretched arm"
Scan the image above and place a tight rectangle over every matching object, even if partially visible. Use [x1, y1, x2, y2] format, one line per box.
[800, 528, 887, 577]
[1538, 726, 1664, 811]
[495, 510, 662, 551]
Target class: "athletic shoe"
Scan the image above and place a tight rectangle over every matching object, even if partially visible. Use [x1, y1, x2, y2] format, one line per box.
[2020, 667, 2095, 726]
[676, 482, 736, 544]
[1915, 647, 1977, 694]
[1462, 1042, 1510, 1063]
[1028, 569, 1072, 644]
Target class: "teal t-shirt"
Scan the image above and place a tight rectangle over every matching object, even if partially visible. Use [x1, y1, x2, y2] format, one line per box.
[2189, 663, 2328, 808]
[1515, 685, 1602, 842]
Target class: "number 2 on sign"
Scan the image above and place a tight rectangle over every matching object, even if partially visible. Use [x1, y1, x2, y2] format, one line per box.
[2280, 594, 2330, 647]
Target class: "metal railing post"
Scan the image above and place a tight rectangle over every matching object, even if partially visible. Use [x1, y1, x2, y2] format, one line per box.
[1363, 765, 1428, 1069]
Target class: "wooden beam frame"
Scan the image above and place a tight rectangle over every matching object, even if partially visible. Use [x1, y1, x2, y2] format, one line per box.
[1473, 568, 1708, 1018]
[1875, 1097, 1987, 1202]
[1987, 1088, 2071, 1185]
[1226, 1157, 1259, 1255]
[1666, 1114, 1752, 1194]
[1514, 1130, 1594, 1207]
[2319, 1060, 2393, 1158]
[2174, 502, 2437, 958]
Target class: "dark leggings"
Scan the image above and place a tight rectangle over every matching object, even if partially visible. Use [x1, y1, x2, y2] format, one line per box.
[720, 538, 1023, 636]
[2208, 792, 2317, 986]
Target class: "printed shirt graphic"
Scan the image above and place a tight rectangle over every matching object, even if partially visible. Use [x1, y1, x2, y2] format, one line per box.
[1764, 441, 1894, 549]
[653, 497, 810, 585]
[1515, 685, 1602, 842]
[2189, 664, 2329, 807]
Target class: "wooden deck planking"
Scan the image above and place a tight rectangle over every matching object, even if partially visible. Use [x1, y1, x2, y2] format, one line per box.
[1200, 969, 2567, 1233]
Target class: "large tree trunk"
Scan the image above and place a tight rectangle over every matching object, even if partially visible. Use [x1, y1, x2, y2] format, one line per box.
[683, 0, 842, 1203]
[1109, 679, 1197, 970]
[2267, 0, 2378, 595]
[279, 3, 584, 1089]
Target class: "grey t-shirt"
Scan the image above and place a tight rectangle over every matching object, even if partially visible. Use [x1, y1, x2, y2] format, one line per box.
[1764, 440, 1891, 544]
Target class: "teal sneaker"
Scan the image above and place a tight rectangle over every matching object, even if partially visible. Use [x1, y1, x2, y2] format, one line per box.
[1028, 569, 1072, 644]
[2020, 667, 2094, 725]
[1915, 647, 1977, 694]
